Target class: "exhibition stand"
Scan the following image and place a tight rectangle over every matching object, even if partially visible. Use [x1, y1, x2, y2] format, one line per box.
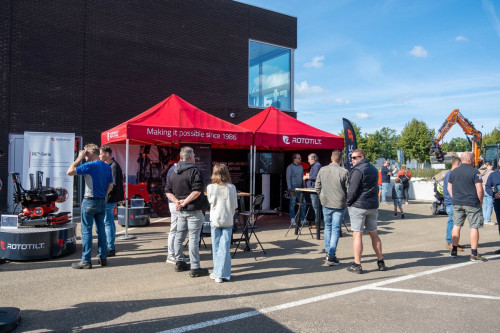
[0, 222, 77, 261]
[117, 207, 150, 227]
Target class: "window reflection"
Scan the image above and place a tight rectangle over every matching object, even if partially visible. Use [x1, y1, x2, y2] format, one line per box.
[249, 40, 292, 110]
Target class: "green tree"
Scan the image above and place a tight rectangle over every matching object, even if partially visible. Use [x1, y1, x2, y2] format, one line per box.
[441, 137, 469, 152]
[398, 118, 435, 164]
[363, 132, 382, 163]
[362, 127, 399, 163]
[482, 126, 500, 146]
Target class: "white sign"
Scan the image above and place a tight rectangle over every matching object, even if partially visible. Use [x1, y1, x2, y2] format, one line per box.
[22, 132, 75, 214]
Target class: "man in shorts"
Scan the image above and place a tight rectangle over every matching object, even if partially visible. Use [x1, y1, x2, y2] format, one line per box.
[447, 151, 487, 261]
[346, 149, 385, 274]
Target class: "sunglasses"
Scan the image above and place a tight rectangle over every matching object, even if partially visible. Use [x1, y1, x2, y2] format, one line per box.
[351, 155, 363, 160]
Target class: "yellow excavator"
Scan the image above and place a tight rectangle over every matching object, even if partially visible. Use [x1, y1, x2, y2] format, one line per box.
[429, 109, 482, 166]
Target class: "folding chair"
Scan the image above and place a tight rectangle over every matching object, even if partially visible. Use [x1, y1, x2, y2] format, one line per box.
[233, 194, 266, 258]
[284, 190, 314, 239]
[200, 213, 211, 249]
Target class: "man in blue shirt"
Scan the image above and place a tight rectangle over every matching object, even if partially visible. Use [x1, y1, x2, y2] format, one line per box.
[304, 153, 322, 227]
[380, 160, 392, 204]
[67, 143, 113, 269]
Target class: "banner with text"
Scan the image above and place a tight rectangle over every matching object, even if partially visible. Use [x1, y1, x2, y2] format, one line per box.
[23, 132, 75, 214]
[342, 118, 358, 172]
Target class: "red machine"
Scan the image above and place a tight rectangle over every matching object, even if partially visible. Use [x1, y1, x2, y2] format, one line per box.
[11, 172, 71, 227]
[124, 182, 151, 204]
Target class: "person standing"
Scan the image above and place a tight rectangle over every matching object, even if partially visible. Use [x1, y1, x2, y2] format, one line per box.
[99, 145, 124, 257]
[207, 164, 238, 283]
[380, 160, 392, 204]
[165, 161, 179, 264]
[485, 159, 500, 254]
[286, 153, 305, 225]
[443, 157, 464, 251]
[67, 143, 113, 269]
[315, 150, 348, 266]
[165, 146, 209, 277]
[447, 152, 487, 261]
[396, 164, 412, 204]
[392, 178, 405, 218]
[479, 162, 494, 225]
[346, 149, 385, 274]
[304, 153, 322, 227]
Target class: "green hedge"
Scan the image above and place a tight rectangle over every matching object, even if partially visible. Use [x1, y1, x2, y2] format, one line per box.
[408, 169, 443, 178]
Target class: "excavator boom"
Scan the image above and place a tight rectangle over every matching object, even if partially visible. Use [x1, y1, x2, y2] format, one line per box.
[430, 109, 482, 166]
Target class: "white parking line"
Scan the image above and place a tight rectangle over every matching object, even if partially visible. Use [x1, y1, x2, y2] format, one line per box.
[158, 259, 494, 333]
[371, 287, 500, 300]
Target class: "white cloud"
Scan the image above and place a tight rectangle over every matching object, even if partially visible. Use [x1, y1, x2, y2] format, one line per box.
[483, 0, 500, 37]
[409, 45, 428, 58]
[355, 112, 370, 119]
[294, 81, 328, 98]
[334, 98, 351, 105]
[304, 56, 325, 68]
[455, 36, 469, 42]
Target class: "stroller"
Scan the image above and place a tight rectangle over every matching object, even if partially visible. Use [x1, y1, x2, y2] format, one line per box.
[431, 179, 447, 215]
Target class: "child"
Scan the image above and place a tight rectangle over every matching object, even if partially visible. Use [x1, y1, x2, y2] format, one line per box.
[206, 164, 238, 283]
[392, 178, 405, 218]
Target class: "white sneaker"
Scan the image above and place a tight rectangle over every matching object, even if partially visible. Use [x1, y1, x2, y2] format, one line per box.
[484, 221, 494, 225]
[165, 255, 176, 264]
[209, 273, 216, 280]
[290, 218, 296, 226]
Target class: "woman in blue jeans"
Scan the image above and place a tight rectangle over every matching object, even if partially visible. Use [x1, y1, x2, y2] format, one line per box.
[207, 164, 238, 283]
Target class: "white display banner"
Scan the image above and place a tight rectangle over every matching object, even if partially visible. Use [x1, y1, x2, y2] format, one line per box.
[22, 132, 75, 214]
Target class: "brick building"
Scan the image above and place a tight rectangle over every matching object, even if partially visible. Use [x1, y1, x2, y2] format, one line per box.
[0, 0, 297, 210]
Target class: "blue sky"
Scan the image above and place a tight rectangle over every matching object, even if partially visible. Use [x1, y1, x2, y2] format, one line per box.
[240, 0, 500, 141]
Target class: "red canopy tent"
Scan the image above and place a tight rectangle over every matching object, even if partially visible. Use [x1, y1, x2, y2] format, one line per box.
[238, 106, 344, 201]
[238, 106, 344, 150]
[101, 94, 252, 148]
[100, 94, 253, 235]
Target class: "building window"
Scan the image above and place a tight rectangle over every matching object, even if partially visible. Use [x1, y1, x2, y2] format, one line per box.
[249, 40, 292, 110]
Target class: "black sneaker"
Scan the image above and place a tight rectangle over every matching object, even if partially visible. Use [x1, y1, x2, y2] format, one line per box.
[450, 250, 458, 258]
[189, 268, 209, 277]
[401, 213, 405, 219]
[98, 258, 108, 266]
[327, 257, 340, 266]
[71, 261, 92, 269]
[175, 261, 190, 272]
[377, 259, 386, 271]
[107, 249, 116, 257]
[346, 263, 362, 274]
[394, 213, 397, 217]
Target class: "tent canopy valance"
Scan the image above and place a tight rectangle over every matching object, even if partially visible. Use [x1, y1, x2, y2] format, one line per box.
[101, 94, 253, 148]
[238, 106, 344, 150]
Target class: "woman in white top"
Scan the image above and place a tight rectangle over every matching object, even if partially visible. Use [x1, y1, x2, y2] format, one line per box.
[206, 164, 238, 283]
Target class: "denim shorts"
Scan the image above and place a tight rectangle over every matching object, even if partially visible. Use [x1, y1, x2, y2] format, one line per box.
[453, 205, 483, 229]
[393, 199, 402, 207]
[348, 206, 378, 232]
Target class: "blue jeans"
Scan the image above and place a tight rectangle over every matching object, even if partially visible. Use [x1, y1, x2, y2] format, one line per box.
[494, 199, 500, 234]
[483, 192, 493, 222]
[81, 198, 107, 262]
[174, 210, 203, 269]
[168, 202, 178, 257]
[323, 207, 345, 258]
[104, 202, 116, 251]
[211, 227, 232, 280]
[310, 193, 320, 223]
[381, 183, 390, 202]
[289, 193, 305, 221]
[445, 204, 454, 243]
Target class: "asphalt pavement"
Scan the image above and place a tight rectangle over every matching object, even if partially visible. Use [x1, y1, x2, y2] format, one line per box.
[2, 200, 499, 333]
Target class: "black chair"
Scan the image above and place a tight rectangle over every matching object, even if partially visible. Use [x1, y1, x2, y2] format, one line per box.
[285, 190, 314, 239]
[200, 213, 211, 249]
[233, 194, 266, 258]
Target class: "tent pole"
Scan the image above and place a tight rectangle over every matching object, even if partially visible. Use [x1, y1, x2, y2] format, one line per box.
[119, 139, 135, 240]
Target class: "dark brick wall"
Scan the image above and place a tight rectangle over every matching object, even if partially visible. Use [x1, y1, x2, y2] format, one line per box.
[0, 0, 297, 210]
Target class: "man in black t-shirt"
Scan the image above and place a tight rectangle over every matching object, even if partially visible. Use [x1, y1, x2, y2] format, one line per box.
[447, 152, 487, 262]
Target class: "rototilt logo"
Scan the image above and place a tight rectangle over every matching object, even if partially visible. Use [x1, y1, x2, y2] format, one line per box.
[51, 137, 72, 142]
[282, 135, 322, 145]
[0, 240, 45, 250]
[57, 236, 76, 247]
[107, 130, 119, 141]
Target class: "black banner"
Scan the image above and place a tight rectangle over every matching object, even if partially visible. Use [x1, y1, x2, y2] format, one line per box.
[342, 118, 358, 171]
